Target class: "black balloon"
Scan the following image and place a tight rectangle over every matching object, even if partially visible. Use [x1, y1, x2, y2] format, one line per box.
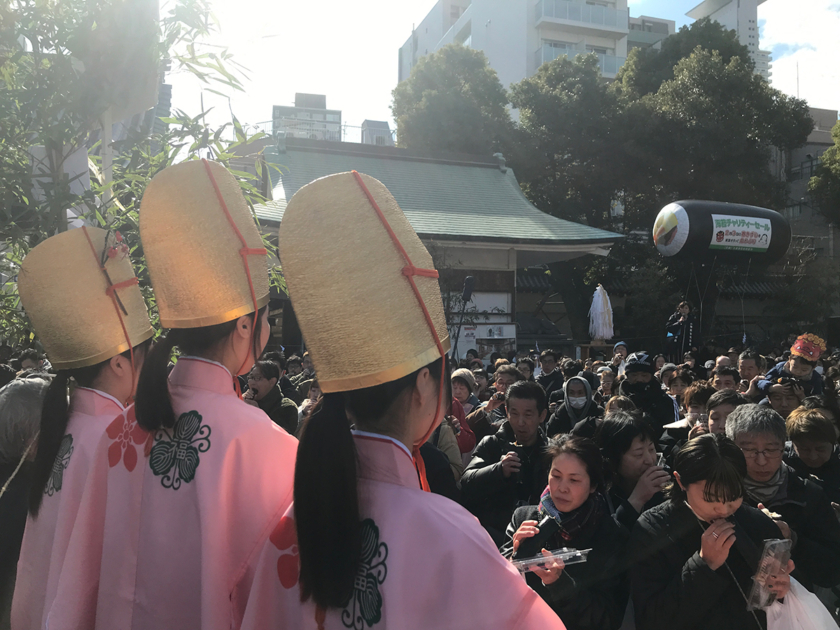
[653, 200, 791, 264]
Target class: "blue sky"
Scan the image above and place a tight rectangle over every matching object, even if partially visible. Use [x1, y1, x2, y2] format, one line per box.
[169, 0, 839, 136]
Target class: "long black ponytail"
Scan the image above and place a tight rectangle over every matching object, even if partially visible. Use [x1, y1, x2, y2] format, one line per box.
[28, 339, 151, 516]
[295, 356, 445, 610]
[135, 306, 267, 432]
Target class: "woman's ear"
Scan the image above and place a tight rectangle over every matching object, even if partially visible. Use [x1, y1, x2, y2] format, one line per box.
[673, 470, 686, 491]
[234, 314, 253, 340]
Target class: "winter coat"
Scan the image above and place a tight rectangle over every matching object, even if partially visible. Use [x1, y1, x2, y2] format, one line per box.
[606, 484, 666, 532]
[546, 406, 604, 439]
[449, 397, 476, 454]
[665, 312, 697, 361]
[256, 385, 299, 435]
[743, 467, 840, 589]
[617, 380, 679, 444]
[630, 500, 781, 630]
[461, 422, 550, 546]
[537, 369, 565, 399]
[758, 361, 824, 397]
[545, 376, 603, 438]
[464, 405, 506, 443]
[784, 443, 840, 505]
[501, 504, 629, 630]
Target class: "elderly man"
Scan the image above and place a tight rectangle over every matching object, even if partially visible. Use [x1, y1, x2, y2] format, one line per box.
[726, 404, 840, 589]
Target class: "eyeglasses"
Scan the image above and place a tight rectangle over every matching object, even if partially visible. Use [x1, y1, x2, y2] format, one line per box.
[740, 447, 783, 460]
[247, 373, 263, 381]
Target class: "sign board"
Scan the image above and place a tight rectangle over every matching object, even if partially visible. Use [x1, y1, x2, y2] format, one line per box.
[709, 214, 772, 252]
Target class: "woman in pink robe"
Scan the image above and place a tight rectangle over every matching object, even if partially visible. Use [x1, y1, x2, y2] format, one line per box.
[42, 160, 298, 630]
[11, 226, 154, 630]
[241, 171, 564, 629]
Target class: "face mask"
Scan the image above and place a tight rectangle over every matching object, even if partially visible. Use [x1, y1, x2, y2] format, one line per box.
[568, 396, 587, 409]
[624, 380, 653, 395]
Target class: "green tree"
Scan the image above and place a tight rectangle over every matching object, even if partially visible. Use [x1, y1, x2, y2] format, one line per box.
[509, 54, 620, 230]
[391, 44, 512, 155]
[809, 121, 840, 224]
[614, 18, 752, 100]
[0, 0, 277, 344]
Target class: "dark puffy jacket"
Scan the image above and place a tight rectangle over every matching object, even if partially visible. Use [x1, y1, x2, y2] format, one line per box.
[606, 484, 666, 532]
[537, 369, 565, 399]
[744, 467, 840, 589]
[784, 443, 840, 504]
[545, 405, 604, 439]
[617, 380, 679, 443]
[461, 422, 549, 546]
[257, 386, 299, 435]
[630, 501, 781, 630]
[501, 504, 629, 630]
[419, 442, 460, 503]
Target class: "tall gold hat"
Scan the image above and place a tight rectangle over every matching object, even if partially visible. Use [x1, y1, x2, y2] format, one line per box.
[280, 171, 450, 393]
[140, 160, 270, 328]
[17, 227, 154, 370]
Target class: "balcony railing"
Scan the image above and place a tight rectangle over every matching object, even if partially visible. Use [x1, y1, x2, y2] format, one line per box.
[534, 45, 626, 76]
[536, 0, 629, 31]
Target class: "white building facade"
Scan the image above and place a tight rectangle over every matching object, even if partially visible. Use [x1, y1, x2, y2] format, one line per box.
[686, 0, 772, 80]
[398, 0, 631, 88]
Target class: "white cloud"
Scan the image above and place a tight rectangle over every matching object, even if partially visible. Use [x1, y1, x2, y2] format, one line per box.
[760, 0, 840, 111]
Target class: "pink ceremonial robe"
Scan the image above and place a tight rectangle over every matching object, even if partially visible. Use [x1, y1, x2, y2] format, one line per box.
[45, 357, 298, 630]
[11, 388, 125, 630]
[241, 431, 565, 630]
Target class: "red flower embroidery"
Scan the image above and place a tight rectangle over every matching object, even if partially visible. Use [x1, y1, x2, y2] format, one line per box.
[106, 407, 150, 471]
[270, 516, 299, 589]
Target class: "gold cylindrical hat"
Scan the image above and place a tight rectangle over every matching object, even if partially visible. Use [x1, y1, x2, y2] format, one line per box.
[279, 172, 450, 393]
[140, 160, 270, 328]
[17, 227, 154, 370]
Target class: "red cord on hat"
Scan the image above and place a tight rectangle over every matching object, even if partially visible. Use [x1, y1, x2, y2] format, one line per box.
[201, 159, 268, 391]
[351, 171, 446, 493]
[81, 226, 138, 405]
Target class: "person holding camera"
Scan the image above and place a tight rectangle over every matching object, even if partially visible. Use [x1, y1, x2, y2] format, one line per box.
[758, 334, 826, 401]
[665, 301, 698, 364]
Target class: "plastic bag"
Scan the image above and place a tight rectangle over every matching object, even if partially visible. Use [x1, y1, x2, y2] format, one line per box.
[766, 577, 837, 630]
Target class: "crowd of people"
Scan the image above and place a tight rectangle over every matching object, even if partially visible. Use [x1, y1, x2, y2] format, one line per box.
[1, 163, 840, 629]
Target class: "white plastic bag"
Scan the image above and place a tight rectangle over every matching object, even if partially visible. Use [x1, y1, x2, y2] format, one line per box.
[766, 577, 837, 630]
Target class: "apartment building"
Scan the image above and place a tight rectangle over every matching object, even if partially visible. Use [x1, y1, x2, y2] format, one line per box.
[686, 0, 772, 80]
[272, 93, 342, 142]
[628, 15, 675, 53]
[398, 0, 631, 88]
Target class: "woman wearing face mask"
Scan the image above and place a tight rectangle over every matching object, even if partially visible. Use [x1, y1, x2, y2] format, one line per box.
[596, 412, 669, 531]
[240, 173, 562, 629]
[501, 436, 629, 630]
[630, 434, 794, 630]
[546, 376, 604, 439]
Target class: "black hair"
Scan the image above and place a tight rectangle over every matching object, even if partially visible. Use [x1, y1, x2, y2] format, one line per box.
[135, 305, 267, 431]
[29, 339, 151, 516]
[19, 348, 43, 364]
[516, 357, 535, 372]
[295, 356, 446, 610]
[494, 364, 525, 382]
[711, 366, 741, 381]
[561, 359, 581, 377]
[706, 389, 748, 412]
[595, 411, 657, 482]
[472, 368, 489, 380]
[465, 349, 479, 359]
[253, 360, 280, 382]
[263, 350, 286, 371]
[504, 380, 547, 413]
[670, 368, 694, 387]
[540, 349, 559, 362]
[668, 433, 746, 504]
[545, 435, 606, 493]
[287, 354, 302, 366]
[678, 301, 691, 310]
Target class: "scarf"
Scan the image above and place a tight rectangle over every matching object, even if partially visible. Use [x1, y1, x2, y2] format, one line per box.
[563, 376, 593, 424]
[538, 487, 604, 542]
[744, 462, 789, 505]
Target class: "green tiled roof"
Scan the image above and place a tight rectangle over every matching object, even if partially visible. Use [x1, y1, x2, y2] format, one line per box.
[255, 139, 621, 246]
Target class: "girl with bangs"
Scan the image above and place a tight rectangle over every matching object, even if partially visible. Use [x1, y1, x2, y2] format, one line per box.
[629, 434, 794, 630]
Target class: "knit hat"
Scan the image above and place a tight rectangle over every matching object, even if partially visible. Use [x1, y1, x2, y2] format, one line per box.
[451, 368, 477, 392]
[140, 160, 270, 328]
[624, 351, 655, 375]
[18, 227, 153, 370]
[614, 341, 627, 352]
[660, 363, 678, 378]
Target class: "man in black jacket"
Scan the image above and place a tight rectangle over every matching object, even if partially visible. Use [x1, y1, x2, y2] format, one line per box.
[461, 381, 549, 547]
[536, 349, 564, 399]
[245, 361, 299, 434]
[617, 351, 679, 443]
